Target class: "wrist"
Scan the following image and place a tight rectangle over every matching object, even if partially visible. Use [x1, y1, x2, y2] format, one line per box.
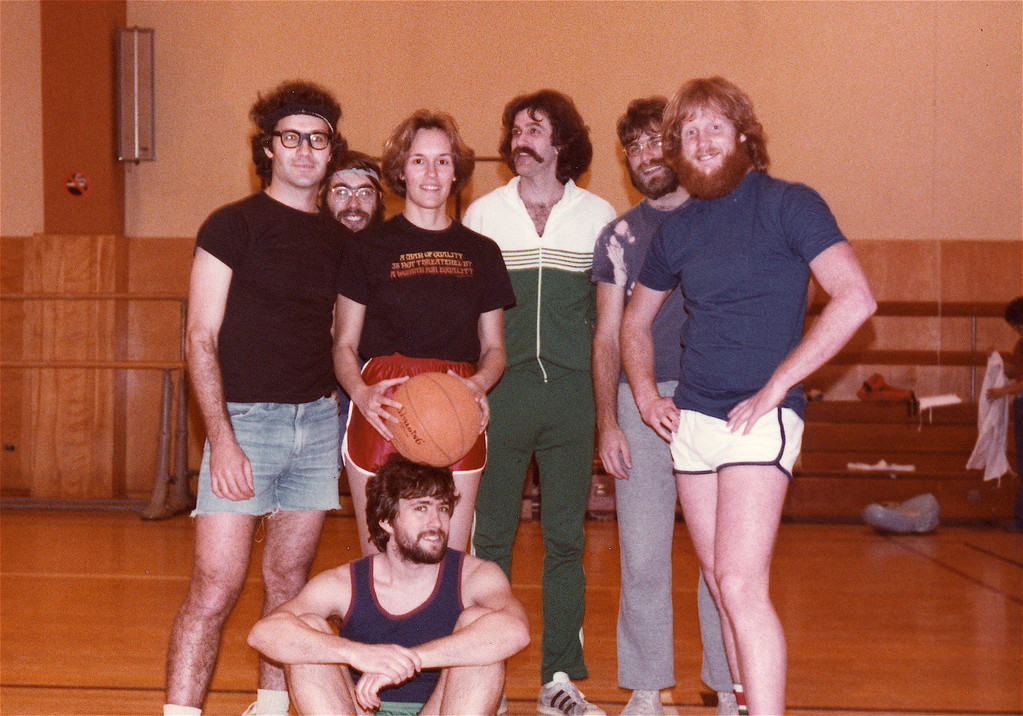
[596, 414, 620, 432]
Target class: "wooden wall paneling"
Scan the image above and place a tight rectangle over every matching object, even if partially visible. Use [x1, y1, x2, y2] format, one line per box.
[807, 239, 1020, 399]
[112, 237, 130, 498]
[22, 235, 120, 499]
[124, 237, 195, 496]
[939, 239, 1022, 302]
[123, 300, 182, 498]
[853, 239, 941, 302]
[1, 237, 28, 491]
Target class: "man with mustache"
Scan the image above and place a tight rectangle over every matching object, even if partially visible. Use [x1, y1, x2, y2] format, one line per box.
[323, 151, 385, 233]
[463, 89, 615, 716]
[622, 77, 876, 715]
[166, 80, 350, 716]
[248, 455, 530, 716]
[592, 97, 735, 716]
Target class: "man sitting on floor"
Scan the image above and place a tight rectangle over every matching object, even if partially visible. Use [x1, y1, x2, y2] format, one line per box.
[248, 455, 530, 715]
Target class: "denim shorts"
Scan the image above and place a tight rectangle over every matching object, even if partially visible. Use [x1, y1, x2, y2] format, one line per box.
[193, 396, 341, 515]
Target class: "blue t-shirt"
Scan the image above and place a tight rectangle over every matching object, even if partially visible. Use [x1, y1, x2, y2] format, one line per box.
[639, 171, 846, 420]
[592, 200, 686, 383]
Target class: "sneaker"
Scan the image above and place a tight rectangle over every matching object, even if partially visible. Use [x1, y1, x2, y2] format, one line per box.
[537, 672, 606, 715]
[622, 689, 662, 715]
[240, 697, 288, 716]
[716, 690, 740, 716]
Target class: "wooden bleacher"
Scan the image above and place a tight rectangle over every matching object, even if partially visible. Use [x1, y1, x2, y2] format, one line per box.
[588, 300, 1019, 524]
[788, 400, 1015, 522]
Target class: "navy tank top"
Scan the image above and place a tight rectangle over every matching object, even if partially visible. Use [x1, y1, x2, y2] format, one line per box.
[340, 548, 465, 704]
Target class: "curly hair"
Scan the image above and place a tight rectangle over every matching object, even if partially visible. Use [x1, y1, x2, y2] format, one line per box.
[366, 454, 460, 552]
[248, 79, 346, 186]
[320, 150, 384, 225]
[662, 77, 769, 173]
[617, 96, 669, 148]
[381, 110, 475, 198]
[499, 89, 593, 183]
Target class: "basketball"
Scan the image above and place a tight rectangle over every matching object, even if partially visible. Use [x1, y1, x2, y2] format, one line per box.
[387, 372, 482, 467]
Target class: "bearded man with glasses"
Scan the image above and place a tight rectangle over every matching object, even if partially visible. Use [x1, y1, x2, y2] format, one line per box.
[164, 80, 351, 716]
[592, 97, 735, 715]
[323, 150, 385, 234]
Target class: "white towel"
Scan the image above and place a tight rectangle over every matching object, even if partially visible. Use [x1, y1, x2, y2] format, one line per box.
[966, 351, 1010, 480]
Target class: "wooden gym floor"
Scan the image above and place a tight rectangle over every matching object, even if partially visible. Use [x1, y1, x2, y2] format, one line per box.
[0, 509, 1020, 716]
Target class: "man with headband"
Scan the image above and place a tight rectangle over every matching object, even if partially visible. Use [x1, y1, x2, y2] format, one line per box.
[164, 80, 350, 716]
[323, 150, 385, 233]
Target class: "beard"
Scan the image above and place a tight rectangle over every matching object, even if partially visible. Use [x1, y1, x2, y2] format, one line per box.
[628, 160, 680, 200]
[394, 526, 447, 564]
[673, 142, 752, 200]
[334, 207, 371, 232]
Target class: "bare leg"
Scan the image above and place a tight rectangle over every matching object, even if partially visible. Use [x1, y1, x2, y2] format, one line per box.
[286, 615, 367, 715]
[166, 513, 259, 708]
[449, 469, 482, 552]
[715, 465, 789, 715]
[345, 464, 378, 556]
[676, 473, 740, 680]
[259, 510, 328, 690]
[420, 607, 504, 716]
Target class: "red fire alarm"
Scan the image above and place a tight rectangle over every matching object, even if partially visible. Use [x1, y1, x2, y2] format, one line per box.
[65, 172, 90, 196]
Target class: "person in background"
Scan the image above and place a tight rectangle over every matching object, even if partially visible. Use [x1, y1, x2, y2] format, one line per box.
[986, 296, 1023, 531]
[592, 96, 736, 715]
[323, 150, 385, 233]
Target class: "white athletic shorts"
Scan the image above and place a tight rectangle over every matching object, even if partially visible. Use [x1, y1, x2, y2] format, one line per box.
[670, 406, 804, 480]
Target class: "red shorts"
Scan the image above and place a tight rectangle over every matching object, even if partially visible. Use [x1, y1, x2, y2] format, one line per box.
[343, 353, 487, 473]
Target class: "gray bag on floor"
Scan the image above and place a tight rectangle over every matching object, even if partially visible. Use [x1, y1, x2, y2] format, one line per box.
[863, 493, 940, 534]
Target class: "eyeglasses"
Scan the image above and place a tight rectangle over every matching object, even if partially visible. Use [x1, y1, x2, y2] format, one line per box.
[272, 130, 331, 150]
[625, 136, 663, 158]
[329, 186, 377, 201]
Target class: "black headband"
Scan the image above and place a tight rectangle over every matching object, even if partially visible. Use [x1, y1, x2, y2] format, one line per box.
[260, 103, 337, 133]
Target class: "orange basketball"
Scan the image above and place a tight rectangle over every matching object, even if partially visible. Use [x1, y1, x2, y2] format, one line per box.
[387, 372, 482, 467]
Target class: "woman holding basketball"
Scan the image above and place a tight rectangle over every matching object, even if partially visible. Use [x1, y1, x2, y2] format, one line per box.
[334, 110, 515, 554]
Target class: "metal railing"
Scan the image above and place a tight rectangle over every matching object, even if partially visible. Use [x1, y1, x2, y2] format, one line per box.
[807, 300, 1006, 402]
[0, 293, 192, 519]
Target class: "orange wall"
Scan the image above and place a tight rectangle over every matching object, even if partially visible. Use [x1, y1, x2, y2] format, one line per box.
[4, 2, 1020, 242]
[119, 0, 1022, 243]
[0, 1, 44, 236]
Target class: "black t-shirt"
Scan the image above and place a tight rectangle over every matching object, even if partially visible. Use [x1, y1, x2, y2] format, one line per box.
[196, 191, 350, 403]
[337, 214, 515, 363]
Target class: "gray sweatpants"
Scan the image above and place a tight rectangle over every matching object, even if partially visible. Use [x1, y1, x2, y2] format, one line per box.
[615, 380, 732, 692]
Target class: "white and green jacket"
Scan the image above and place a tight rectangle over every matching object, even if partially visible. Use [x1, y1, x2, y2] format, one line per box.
[464, 177, 616, 378]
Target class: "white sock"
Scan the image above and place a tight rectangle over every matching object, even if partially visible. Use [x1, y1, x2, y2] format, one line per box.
[256, 689, 290, 716]
[163, 706, 201, 716]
